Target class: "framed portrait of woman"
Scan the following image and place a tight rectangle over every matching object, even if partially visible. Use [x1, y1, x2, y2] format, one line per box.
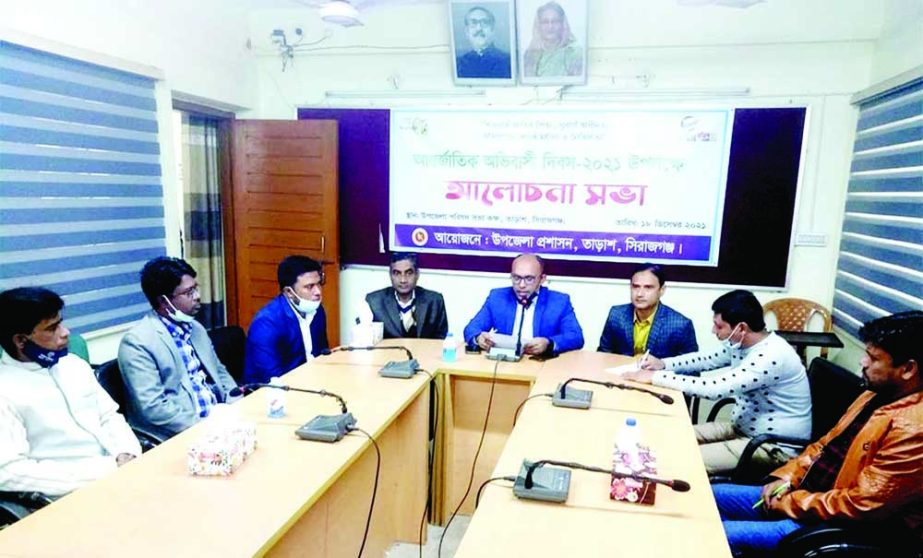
[449, 0, 517, 86]
[516, 0, 588, 85]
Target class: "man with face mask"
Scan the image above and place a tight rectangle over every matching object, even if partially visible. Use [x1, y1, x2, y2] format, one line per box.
[119, 257, 238, 439]
[0, 287, 140, 496]
[624, 289, 811, 475]
[711, 311, 923, 556]
[244, 255, 330, 384]
[455, 6, 512, 79]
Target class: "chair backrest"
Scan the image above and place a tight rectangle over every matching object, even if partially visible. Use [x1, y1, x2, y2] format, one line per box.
[67, 332, 91, 364]
[208, 325, 246, 384]
[95, 359, 128, 410]
[806, 357, 866, 440]
[764, 298, 833, 332]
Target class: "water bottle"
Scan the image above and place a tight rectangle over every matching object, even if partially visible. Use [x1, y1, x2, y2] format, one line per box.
[442, 333, 457, 363]
[615, 417, 642, 471]
[266, 377, 286, 418]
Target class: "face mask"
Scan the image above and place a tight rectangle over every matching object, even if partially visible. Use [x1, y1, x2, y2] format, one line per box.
[720, 324, 743, 351]
[22, 338, 68, 368]
[288, 289, 320, 315]
[163, 296, 195, 324]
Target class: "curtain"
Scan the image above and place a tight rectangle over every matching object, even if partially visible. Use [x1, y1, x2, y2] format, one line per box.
[181, 114, 226, 329]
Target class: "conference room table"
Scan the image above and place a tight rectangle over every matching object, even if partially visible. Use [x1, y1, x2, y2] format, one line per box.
[0, 339, 731, 557]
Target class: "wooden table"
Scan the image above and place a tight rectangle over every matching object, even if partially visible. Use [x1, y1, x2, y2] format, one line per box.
[0, 360, 430, 557]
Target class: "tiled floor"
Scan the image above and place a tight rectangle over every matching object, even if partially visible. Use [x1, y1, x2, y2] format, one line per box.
[386, 516, 471, 558]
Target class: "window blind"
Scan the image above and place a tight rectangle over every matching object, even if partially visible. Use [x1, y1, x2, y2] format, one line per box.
[0, 41, 166, 334]
[832, 78, 923, 338]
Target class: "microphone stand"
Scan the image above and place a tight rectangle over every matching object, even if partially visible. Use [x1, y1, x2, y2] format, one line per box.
[329, 346, 420, 379]
[234, 383, 356, 443]
[553, 377, 674, 409]
[514, 458, 690, 502]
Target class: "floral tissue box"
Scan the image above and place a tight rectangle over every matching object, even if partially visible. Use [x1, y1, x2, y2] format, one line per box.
[610, 443, 658, 505]
[187, 422, 257, 477]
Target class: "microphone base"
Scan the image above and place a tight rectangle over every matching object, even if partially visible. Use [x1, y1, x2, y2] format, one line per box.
[513, 461, 571, 503]
[295, 412, 357, 443]
[486, 347, 521, 362]
[552, 384, 593, 409]
[378, 359, 419, 379]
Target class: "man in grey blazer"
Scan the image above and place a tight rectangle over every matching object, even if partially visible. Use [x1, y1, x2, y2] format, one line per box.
[118, 257, 237, 439]
[365, 253, 448, 339]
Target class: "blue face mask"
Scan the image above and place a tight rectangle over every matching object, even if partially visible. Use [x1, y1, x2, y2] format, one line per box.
[22, 338, 68, 368]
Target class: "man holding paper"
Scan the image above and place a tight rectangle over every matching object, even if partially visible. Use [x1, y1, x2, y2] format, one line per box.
[623, 289, 811, 475]
[712, 311, 923, 555]
[463, 254, 584, 356]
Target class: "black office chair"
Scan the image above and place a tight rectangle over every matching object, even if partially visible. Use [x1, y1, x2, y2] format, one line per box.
[94, 359, 164, 452]
[712, 357, 866, 483]
[0, 491, 53, 529]
[207, 325, 246, 384]
[776, 520, 923, 558]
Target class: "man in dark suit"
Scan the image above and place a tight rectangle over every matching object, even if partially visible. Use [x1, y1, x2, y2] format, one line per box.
[464, 254, 584, 356]
[456, 6, 512, 79]
[365, 253, 448, 340]
[597, 263, 697, 359]
[244, 255, 329, 384]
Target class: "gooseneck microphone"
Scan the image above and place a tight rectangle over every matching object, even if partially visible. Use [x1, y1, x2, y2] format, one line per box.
[553, 377, 674, 409]
[324, 346, 419, 379]
[520, 459, 690, 497]
[230, 383, 348, 413]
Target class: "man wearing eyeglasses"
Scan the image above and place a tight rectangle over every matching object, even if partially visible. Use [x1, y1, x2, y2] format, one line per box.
[244, 255, 330, 384]
[463, 254, 584, 356]
[456, 6, 512, 79]
[119, 257, 238, 439]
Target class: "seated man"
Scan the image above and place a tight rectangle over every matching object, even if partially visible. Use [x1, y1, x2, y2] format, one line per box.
[245, 255, 330, 384]
[598, 262, 698, 358]
[625, 289, 811, 474]
[365, 252, 448, 339]
[0, 287, 140, 496]
[712, 311, 923, 556]
[463, 254, 584, 356]
[119, 257, 238, 439]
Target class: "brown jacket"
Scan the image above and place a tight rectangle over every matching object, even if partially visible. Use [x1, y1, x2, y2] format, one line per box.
[770, 390, 923, 537]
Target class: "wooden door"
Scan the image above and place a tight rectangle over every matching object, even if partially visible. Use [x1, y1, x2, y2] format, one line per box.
[227, 120, 340, 345]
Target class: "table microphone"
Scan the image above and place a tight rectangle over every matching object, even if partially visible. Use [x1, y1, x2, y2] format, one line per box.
[230, 383, 356, 442]
[325, 346, 420, 379]
[514, 458, 690, 502]
[553, 377, 674, 409]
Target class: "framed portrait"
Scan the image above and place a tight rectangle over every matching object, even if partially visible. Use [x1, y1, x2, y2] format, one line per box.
[449, 0, 517, 86]
[516, 0, 588, 85]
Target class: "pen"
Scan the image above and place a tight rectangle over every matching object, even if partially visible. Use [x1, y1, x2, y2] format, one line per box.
[752, 482, 790, 509]
[638, 351, 650, 370]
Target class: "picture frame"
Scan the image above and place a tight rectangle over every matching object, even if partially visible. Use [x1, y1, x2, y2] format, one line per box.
[516, 0, 588, 86]
[449, 0, 517, 86]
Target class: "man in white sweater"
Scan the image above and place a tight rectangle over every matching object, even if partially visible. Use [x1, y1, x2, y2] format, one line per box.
[0, 287, 141, 497]
[624, 289, 811, 475]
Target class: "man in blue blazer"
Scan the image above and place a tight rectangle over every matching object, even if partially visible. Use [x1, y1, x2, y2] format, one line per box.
[597, 263, 697, 358]
[245, 256, 329, 384]
[464, 254, 584, 356]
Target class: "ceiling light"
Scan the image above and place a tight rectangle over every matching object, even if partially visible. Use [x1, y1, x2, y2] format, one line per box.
[320, 1, 363, 27]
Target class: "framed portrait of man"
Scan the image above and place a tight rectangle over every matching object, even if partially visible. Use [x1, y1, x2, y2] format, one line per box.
[449, 0, 517, 85]
[516, 0, 588, 85]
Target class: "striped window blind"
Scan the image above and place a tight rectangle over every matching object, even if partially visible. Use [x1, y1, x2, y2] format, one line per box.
[832, 77, 923, 338]
[0, 41, 166, 334]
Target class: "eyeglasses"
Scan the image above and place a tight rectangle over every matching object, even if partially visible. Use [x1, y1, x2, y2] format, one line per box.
[173, 286, 200, 299]
[466, 17, 493, 28]
[511, 274, 539, 285]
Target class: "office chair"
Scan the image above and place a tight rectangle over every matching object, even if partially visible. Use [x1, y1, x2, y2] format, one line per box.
[94, 359, 164, 452]
[0, 491, 53, 530]
[710, 356, 865, 483]
[207, 325, 246, 384]
[763, 298, 833, 358]
[776, 520, 922, 557]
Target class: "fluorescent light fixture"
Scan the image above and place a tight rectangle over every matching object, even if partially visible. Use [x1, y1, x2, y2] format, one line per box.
[319, 1, 363, 27]
[561, 86, 751, 100]
[324, 89, 486, 99]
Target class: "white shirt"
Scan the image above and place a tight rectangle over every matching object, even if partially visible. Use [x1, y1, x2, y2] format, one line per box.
[0, 352, 141, 496]
[288, 301, 317, 361]
[511, 292, 538, 347]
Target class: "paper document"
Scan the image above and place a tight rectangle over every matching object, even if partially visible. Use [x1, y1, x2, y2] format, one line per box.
[605, 363, 642, 376]
[489, 332, 533, 350]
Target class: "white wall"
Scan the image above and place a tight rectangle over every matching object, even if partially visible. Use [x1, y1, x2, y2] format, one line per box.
[247, 0, 905, 362]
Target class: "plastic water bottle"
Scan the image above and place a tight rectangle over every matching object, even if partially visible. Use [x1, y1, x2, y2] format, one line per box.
[615, 417, 642, 471]
[266, 377, 286, 418]
[442, 333, 457, 363]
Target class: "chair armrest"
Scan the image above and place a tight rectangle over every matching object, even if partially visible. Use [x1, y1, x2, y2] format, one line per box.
[0, 491, 54, 523]
[705, 397, 736, 423]
[731, 434, 808, 483]
[779, 521, 922, 558]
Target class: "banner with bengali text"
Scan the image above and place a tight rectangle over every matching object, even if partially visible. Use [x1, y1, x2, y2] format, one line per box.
[389, 107, 734, 265]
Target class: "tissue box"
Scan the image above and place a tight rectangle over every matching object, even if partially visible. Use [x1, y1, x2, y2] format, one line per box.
[187, 422, 257, 476]
[609, 444, 658, 505]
